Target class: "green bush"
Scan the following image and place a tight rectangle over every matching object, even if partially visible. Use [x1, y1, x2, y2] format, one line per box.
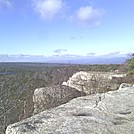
[127, 54, 134, 75]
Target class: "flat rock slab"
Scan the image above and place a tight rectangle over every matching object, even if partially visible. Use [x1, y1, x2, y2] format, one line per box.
[6, 87, 134, 134]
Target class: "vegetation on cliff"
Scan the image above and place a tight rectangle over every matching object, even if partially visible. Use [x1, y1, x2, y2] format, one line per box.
[0, 62, 133, 133]
[127, 53, 134, 75]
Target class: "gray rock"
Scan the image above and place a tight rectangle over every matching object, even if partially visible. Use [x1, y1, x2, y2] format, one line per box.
[119, 83, 134, 89]
[62, 71, 120, 94]
[6, 87, 134, 134]
[33, 85, 86, 114]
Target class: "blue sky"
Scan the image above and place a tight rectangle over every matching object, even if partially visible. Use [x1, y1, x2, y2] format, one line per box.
[0, 0, 134, 57]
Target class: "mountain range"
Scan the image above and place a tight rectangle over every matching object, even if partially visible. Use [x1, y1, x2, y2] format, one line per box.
[0, 52, 131, 64]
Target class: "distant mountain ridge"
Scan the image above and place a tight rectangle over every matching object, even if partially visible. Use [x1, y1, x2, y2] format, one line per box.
[0, 53, 129, 64]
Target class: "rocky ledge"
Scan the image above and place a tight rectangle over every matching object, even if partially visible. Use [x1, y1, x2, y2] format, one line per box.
[62, 71, 124, 94]
[6, 87, 134, 134]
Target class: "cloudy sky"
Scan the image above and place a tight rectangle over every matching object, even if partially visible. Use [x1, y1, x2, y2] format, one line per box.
[0, 0, 134, 57]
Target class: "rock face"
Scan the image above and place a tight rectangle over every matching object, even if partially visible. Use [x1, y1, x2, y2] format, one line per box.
[6, 87, 134, 134]
[33, 85, 86, 114]
[119, 83, 134, 89]
[62, 71, 120, 94]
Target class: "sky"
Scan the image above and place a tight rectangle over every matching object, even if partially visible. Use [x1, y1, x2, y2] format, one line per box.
[0, 0, 134, 57]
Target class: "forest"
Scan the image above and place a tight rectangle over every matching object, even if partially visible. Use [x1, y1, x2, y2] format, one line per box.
[0, 59, 133, 134]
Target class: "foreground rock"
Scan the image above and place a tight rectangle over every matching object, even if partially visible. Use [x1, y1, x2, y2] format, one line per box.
[33, 85, 86, 114]
[6, 87, 134, 134]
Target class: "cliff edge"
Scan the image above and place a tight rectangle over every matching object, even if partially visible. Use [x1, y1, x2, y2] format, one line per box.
[6, 86, 134, 134]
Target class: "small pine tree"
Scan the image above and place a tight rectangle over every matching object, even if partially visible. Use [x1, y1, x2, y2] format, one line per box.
[127, 53, 134, 75]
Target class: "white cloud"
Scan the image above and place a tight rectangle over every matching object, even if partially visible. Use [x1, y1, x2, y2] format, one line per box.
[54, 49, 67, 53]
[70, 35, 83, 40]
[32, 0, 64, 20]
[76, 6, 104, 26]
[87, 52, 96, 56]
[0, 0, 12, 10]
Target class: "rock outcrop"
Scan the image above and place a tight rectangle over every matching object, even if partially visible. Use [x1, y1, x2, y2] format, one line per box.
[119, 83, 134, 89]
[62, 71, 120, 94]
[6, 86, 134, 134]
[33, 85, 86, 114]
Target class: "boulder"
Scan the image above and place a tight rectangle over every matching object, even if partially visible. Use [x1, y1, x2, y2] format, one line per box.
[119, 83, 134, 89]
[33, 85, 86, 114]
[62, 71, 119, 94]
[6, 87, 134, 134]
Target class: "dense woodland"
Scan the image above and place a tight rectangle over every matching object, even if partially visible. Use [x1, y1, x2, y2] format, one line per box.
[0, 56, 134, 133]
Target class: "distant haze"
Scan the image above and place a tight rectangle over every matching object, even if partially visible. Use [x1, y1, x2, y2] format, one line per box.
[0, 52, 129, 64]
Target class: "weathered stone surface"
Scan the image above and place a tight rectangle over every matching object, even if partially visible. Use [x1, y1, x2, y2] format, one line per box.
[119, 83, 134, 89]
[6, 87, 134, 134]
[33, 85, 86, 114]
[62, 71, 120, 94]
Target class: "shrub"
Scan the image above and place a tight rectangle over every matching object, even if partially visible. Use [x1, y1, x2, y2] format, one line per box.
[127, 54, 134, 75]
